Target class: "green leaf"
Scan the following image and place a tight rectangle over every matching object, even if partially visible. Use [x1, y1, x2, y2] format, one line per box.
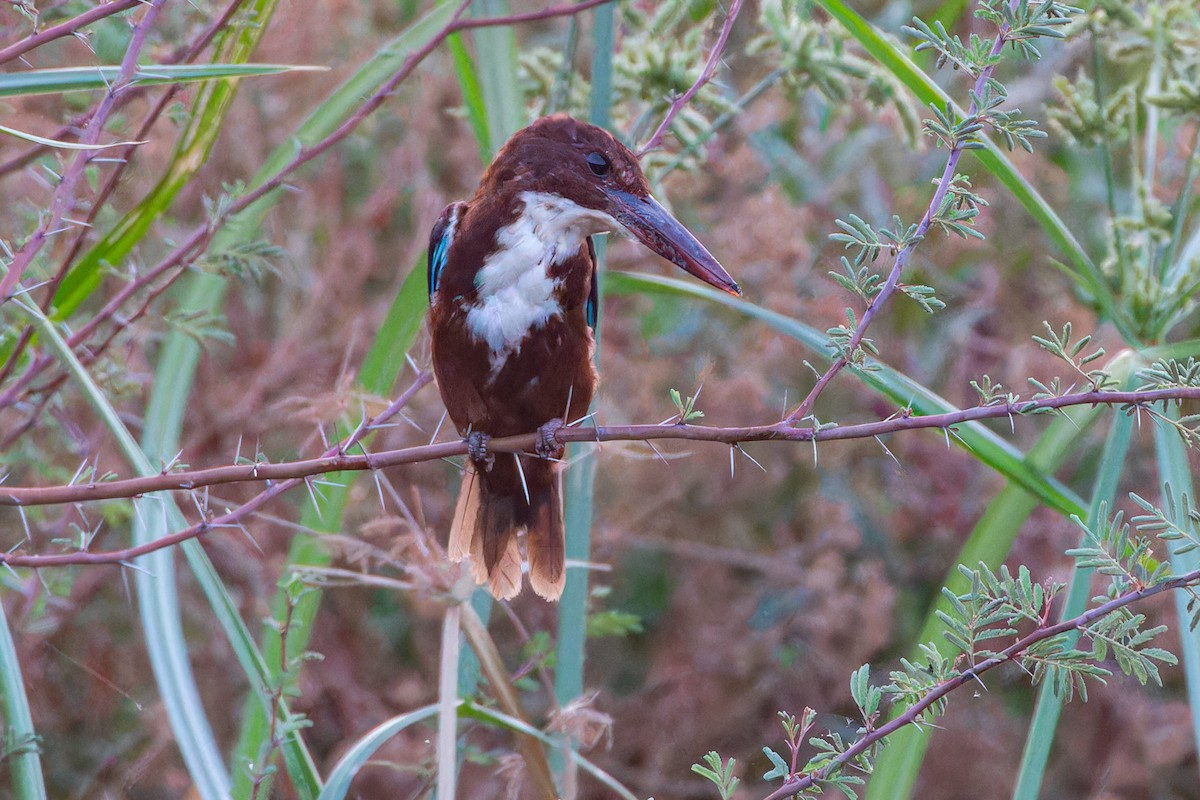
[762, 747, 790, 781]
[0, 63, 318, 98]
[318, 704, 441, 800]
[0, 123, 142, 149]
[0, 597, 47, 800]
[812, 0, 1132, 342]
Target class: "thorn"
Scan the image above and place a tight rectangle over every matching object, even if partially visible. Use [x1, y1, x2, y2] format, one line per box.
[397, 409, 424, 432]
[646, 440, 670, 467]
[430, 409, 449, 445]
[729, 444, 735, 478]
[513, 453, 531, 506]
[303, 477, 324, 521]
[233, 521, 264, 555]
[874, 435, 901, 468]
[735, 443, 767, 473]
[563, 384, 575, 424]
[372, 471, 387, 513]
[17, 506, 30, 543]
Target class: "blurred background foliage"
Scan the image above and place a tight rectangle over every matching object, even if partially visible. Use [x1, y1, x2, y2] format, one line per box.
[1, 0, 1199, 798]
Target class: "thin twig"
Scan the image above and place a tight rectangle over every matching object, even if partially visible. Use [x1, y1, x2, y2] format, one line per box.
[0, 370, 434, 567]
[637, 0, 745, 156]
[0, 0, 166, 302]
[0, 0, 143, 65]
[784, 1, 1020, 424]
[760, 565, 1200, 799]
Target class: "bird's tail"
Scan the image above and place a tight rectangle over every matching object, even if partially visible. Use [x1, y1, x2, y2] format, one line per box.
[448, 456, 565, 601]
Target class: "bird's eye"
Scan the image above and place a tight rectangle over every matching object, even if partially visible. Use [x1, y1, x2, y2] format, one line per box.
[586, 152, 610, 177]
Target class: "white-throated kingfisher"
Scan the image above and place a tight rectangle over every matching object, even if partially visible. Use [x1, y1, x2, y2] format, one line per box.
[428, 115, 740, 601]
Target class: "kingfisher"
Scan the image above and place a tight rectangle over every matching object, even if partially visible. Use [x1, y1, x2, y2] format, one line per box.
[427, 114, 740, 601]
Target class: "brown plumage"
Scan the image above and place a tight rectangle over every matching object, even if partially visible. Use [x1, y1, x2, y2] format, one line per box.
[428, 115, 739, 600]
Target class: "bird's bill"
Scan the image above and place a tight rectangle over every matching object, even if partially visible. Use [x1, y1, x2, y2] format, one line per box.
[604, 188, 741, 296]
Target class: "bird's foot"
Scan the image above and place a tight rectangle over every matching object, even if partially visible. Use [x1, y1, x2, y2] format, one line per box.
[467, 431, 494, 471]
[535, 418, 565, 460]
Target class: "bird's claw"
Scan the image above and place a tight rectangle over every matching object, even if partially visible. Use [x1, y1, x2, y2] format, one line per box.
[467, 431, 494, 471]
[535, 418, 565, 460]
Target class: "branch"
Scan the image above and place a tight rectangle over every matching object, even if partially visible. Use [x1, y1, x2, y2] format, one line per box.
[0, 370, 434, 568]
[0, 0, 165, 302]
[760, 565, 1200, 799]
[637, 0, 746, 156]
[0, 0, 615, 418]
[0, 0, 143, 65]
[4, 383, 1197, 509]
[784, 0, 1019, 423]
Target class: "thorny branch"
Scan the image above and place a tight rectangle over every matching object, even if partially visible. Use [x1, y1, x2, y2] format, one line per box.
[0, 0, 144, 65]
[0, 0, 614, 418]
[0, 0, 255, 410]
[3, 384, 1199, 565]
[760, 565, 1200, 800]
[0, 370, 434, 568]
[638, 0, 746, 156]
[784, 0, 1020, 424]
[0, 0, 166, 303]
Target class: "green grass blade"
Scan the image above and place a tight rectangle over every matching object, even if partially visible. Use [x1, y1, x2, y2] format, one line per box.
[471, 0, 524, 148]
[317, 703, 442, 800]
[1153, 412, 1200, 758]
[13, 296, 232, 799]
[811, 0, 1133, 343]
[0, 64, 313, 98]
[1014, 369, 1136, 798]
[0, 589, 47, 800]
[0, 123, 141, 149]
[230, 261, 428, 798]
[447, 32, 490, 162]
[53, 0, 285, 321]
[606, 271, 1086, 515]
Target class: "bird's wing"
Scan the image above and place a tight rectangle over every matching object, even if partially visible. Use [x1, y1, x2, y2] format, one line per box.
[428, 202, 465, 298]
[585, 235, 599, 331]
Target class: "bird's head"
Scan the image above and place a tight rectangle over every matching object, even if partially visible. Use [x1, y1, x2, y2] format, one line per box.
[478, 115, 741, 296]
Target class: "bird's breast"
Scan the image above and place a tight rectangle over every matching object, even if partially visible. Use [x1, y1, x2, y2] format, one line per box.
[463, 191, 602, 374]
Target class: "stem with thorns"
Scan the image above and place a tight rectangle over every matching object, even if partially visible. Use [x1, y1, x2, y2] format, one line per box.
[0, 0, 166, 302]
[785, 1, 1018, 424]
[3, 386, 1199, 566]
[638, 0, 746, 156]
[760, 566, 1200, 799]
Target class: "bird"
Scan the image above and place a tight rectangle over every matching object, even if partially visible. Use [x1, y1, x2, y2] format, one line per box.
[427, 114, 740, 601]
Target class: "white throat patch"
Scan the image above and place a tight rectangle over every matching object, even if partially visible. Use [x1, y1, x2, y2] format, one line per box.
[466, 191, 616, 373]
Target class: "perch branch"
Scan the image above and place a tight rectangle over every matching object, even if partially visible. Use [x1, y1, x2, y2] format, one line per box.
[2, 385, 1198, 568]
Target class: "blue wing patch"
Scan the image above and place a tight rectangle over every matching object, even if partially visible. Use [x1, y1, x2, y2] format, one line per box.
[428, 203, 463, 298]
[585, 236, 599, 330]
